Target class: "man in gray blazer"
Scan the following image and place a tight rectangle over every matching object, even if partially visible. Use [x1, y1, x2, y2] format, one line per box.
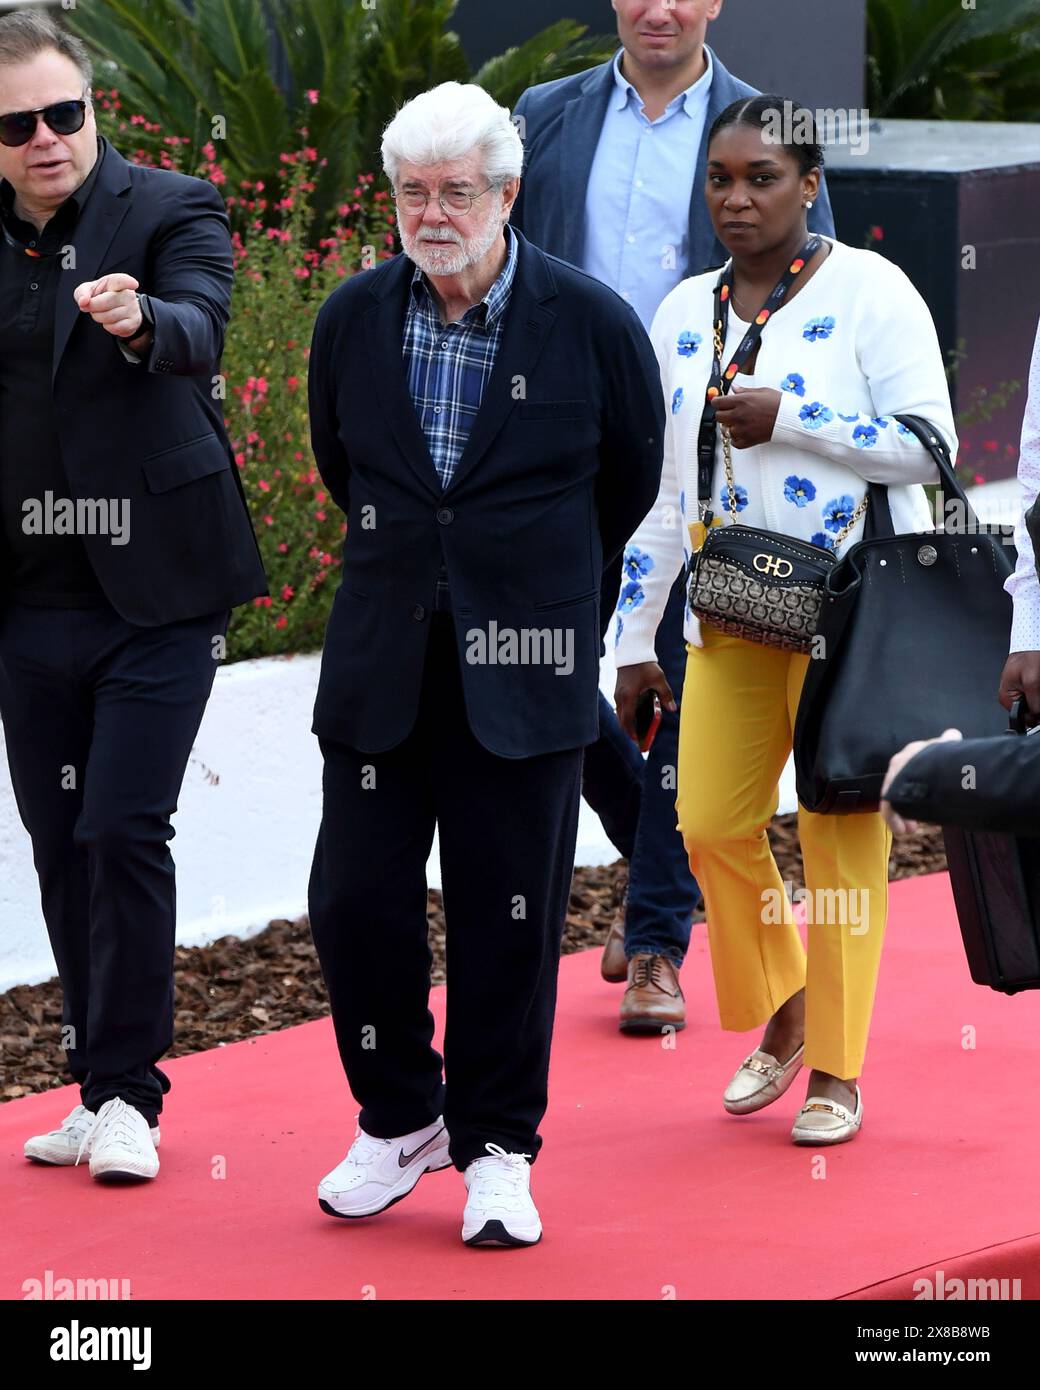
[512, 0, 834, 1031]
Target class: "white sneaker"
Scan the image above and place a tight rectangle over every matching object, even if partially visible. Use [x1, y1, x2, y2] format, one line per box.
[462, 1143, 542, 1247]
[74, 1098, 160, 1181]
[317, 1116, 451, 1218]
[25, 1103, 160, 1167]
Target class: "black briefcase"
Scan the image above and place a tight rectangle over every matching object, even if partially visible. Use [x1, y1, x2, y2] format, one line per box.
[943, 701, 1040, 994]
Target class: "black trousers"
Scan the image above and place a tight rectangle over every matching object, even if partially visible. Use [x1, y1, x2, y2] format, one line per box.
[308, 611, 583, 1171]
[0, 600, 227, 1125]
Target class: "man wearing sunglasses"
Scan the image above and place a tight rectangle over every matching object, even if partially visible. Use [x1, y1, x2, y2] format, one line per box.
[0, 11, 266, 1182]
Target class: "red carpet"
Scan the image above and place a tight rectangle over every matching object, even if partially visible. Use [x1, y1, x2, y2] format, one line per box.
[3, 872, 1039, 1301]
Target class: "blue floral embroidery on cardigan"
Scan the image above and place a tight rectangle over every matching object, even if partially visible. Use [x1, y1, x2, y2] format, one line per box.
[897, 422, 915, 437]
[799, 401, 834, 430]
[720, 483, 749, 513]
[803, 316, 836, 342]
[853, 424, 879, 448]
[618, 581, 645, 615]
[837, 411, 860, 423]
[781, 372, 806, 396]
[671, 387, 684, 414]
[677, 331, 702, 357]
[811, 531, 836, 550]
[822, 495, 856, 532]
[624, 546, 655, 582]
[614, 615, 624, 647]
[784, 476, 817, 507]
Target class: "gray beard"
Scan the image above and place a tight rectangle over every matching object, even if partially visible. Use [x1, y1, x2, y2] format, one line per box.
[404, 215, 505, 279]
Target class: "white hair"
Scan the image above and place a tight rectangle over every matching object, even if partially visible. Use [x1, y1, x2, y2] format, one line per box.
[381, 81, 523, 187]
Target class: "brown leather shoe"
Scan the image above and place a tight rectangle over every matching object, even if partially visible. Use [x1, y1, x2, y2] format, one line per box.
[619, 954, 686, 1033]
[600, 914, 628, 983]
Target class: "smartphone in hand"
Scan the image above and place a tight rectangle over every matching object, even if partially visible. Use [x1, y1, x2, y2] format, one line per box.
[635, 691, 662, 753]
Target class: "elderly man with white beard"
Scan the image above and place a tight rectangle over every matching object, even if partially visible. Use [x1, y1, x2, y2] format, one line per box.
[304, 82, 664, 1247]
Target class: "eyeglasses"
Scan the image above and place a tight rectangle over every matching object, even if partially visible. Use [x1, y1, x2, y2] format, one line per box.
[0, 100, 87, 148]
[394, 184, 497, 217]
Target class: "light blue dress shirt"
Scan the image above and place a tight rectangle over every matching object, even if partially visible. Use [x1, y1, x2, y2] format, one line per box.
[582, 48, 714, 332]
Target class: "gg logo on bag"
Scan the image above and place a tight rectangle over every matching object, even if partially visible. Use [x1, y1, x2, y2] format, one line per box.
[753, 553, 794, 579]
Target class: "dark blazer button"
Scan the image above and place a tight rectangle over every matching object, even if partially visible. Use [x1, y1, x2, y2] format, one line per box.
[436, 507, 454, 525]
[413, 604, 426, 621]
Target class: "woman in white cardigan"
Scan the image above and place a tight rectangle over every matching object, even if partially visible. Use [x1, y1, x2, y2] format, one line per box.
[613, 96, 957, 1145]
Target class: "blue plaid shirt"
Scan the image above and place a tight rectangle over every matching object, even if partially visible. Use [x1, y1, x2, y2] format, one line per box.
[402, 224, 519, 490]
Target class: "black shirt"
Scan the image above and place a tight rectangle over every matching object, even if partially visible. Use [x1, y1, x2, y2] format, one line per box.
[0, 136, 107, 605]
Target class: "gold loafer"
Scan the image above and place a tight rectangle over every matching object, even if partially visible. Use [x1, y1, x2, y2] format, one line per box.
[723, 1044, 805, 1115]
[791, 1085, 863, 1145]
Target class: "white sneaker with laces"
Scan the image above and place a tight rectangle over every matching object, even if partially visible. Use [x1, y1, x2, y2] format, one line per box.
[25, 1103, 160, 1167]
[75, 1098, 160, 1181]
[462, 1142, 542, 1247]
[317, 1116, 451, 1218]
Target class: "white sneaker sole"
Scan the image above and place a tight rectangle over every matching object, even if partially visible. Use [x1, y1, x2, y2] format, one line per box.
[318, 1147, 452, 1219]
[90, 1151, 160, 1181]
[462, 1217, 542, 1247]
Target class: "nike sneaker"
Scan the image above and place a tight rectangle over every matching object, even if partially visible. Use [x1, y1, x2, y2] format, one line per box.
[462, 1142, 542, 1247]
[318, 1116, 451, 1218]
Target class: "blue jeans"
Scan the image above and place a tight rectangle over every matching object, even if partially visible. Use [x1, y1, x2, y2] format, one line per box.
[583, 571, 702, 966]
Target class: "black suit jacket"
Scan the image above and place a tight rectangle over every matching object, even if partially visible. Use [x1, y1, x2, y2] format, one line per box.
[888, 732, 1040, 835]
[308, 230, 665, 758]
[2, 136, 267, 625]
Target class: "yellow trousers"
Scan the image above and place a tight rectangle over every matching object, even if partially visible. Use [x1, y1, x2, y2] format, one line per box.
[675, 623, 892, 1080]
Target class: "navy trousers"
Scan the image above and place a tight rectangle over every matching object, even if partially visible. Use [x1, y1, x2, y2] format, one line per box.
[582, 566, 702, 965]
[0, 600, 227, 1124]
[308, 610, 583, 1171]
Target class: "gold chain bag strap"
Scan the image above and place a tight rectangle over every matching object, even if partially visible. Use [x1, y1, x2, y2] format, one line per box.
[686, 239, 867, 653]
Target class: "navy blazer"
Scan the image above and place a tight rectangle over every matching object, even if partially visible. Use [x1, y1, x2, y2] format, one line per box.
[308, 231, 665, 758]
[512, 47, 836, 277]
[0, 136, 267, 625]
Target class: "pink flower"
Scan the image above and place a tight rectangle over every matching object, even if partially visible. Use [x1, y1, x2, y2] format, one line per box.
[305, 89, 320, 105]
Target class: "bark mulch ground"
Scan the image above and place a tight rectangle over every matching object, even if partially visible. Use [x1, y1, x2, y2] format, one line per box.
[0, 817, 947, 1101]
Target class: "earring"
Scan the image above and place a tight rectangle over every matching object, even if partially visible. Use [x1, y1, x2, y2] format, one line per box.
[805, 200, 814, 209]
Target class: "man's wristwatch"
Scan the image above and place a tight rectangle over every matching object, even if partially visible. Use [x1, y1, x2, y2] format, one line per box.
[128, 292, 155, 349]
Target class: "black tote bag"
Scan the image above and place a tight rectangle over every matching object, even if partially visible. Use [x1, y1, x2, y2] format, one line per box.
[793, 415, 1016, 814]
[943, 700, 1040, 994]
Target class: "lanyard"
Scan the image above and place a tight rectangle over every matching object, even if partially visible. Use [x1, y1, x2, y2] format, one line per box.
[695, 235, 821, 518]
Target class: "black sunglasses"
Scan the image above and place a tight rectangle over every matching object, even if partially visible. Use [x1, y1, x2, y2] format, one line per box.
[0, 99, 87, 148]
